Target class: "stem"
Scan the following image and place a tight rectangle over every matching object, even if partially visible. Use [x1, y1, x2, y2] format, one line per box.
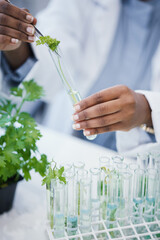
[57, 56, 73, 92]
[16, 99, 25, 116]
[10, 98, 25, 125]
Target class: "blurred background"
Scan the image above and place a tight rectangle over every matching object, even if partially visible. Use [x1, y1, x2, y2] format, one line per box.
[11, 0, 50, 15]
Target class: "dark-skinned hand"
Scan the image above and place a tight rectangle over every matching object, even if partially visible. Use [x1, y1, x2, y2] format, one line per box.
[72, 85, 152, 137]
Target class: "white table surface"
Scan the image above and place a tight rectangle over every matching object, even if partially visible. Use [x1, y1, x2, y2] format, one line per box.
[0, 126, 129, 240]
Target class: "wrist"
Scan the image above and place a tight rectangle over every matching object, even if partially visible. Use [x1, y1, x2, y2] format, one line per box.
[138, 93, 153, 127]
[3, 42, 32, 70]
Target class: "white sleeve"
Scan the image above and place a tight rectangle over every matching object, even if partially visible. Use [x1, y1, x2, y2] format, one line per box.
[116, 90, 160, 155]
[23, 0, 90, 103]
[136, 90, 160, 143]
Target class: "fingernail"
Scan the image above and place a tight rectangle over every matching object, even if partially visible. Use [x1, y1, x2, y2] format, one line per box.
[28, 36, 35, 41]
[74, 105, 80, 112]
[26, 26, 34, 34]
[84, 130, 90, 136]
[72, 123, 81, 130]
[11, 38, 19, 44]
[72, 114, 79, 121]
[26, 15, 34, 22]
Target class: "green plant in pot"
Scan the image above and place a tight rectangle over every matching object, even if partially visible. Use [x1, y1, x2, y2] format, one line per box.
[0, 79, 49, 214]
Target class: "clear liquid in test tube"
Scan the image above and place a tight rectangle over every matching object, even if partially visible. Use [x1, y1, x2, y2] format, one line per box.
[66, 172, 78, 237]
[132, 169, 145, 224]
[49, 48, 97, 141]
[52, 180, 65, 238]
[68, 89, 97, 140]
[80, 177, 92, 234]
[90, 168, 101, 223]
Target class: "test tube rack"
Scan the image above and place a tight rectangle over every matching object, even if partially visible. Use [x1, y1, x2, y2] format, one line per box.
[46, 217, 160, 240]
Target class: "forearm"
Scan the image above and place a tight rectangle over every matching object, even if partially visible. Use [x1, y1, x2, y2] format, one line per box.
[3, 42, 32, 70]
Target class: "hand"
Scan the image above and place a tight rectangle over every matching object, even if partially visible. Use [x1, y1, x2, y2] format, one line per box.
[0, 0, 37, 51]
[72, 85, 152, 136]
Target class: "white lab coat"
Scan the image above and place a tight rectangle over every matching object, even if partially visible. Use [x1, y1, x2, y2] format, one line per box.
[1, 0, 160, 156]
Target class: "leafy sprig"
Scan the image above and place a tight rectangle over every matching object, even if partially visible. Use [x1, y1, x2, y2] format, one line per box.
[0, 80, 49, 186]
[36, 36, 60, 52]
[42, 160, 66, 186]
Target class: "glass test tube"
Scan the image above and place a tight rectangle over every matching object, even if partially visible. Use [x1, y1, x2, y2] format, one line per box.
[46, 182, 51, 223]
[48, 162, 57, 228]
[150, 150, 160, 169]
[132, 169, 145, 224]
[112, 155, 124, 169]
[116, 162, 128, 173]
[63, 163, 74, 173]
[129, 163, 140, 175]
[151, 151, 160, 219]
[99, 156, 111, 197]
[64, 167, 74, 227]
[66, 172, 78, 236]
[99, 156, 111, 171]
[73, 160, 85, 216]
[73, 161, 85, 172]
[80, 177, 92, 234]
[137, 153, 149, 170]
[116, 172, 132, 226]
[49, 48, 97, 141]
[144, 168, 158, 222]
[90, 168, 101, 222]
[129, 163, 140, 198]
[106, 172, 119, 229]
[77, 169, 88, 218]
[50, 179, 55, 230]
[99, 156, 111, 220]
[156, 172, 160, 220]
[53, 180, 65, 238]
[46, 166, 52, 223]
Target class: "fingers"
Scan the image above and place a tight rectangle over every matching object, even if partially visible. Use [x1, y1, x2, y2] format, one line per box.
[74, 86, 121, 113]
[0, 34, 13, 48]
[72, 99, 121, 122]
[72, 112, 122, 130]
[0, 1, 35, 24]
[0, 25, 34, 43]
[83, 122, 123, 136]
[0, 13, 35, 36]
[0, 1, 37, 44]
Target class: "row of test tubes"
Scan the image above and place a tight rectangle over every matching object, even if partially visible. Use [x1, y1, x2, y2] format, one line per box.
[46, 151, 160, 239]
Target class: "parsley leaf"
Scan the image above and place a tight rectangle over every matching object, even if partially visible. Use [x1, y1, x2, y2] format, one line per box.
[42, 161, 66, 186]
[36, 36, 60, 52]
[0, 80, 49, 186]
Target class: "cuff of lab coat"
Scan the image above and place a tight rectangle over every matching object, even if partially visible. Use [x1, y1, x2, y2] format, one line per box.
[136, 90, 160, 143]
[116, 90, 159, 155]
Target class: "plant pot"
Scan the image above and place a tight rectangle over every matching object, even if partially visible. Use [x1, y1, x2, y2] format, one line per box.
[0, 175, 23, 214]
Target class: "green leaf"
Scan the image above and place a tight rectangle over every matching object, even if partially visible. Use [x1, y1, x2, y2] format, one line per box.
[22, 79, 44, 101]
[36, 36, 60, 52]
[42, 161, 66, 186]
[18, 112, 37, 128]
[59, 176, 66, 184]
[22, 165, 32, 181]
[0, 99, 16, 115]
[0, 79, 49, 185]
[0, 114, 12, 127]
[0, 156, 6, 167]
[3, 146, 20, 165]
[11, 87, 23, 97]
[16, 139, 25, 150]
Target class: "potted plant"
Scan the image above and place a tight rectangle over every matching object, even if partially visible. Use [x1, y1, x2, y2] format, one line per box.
[0, 79, 49, 214]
